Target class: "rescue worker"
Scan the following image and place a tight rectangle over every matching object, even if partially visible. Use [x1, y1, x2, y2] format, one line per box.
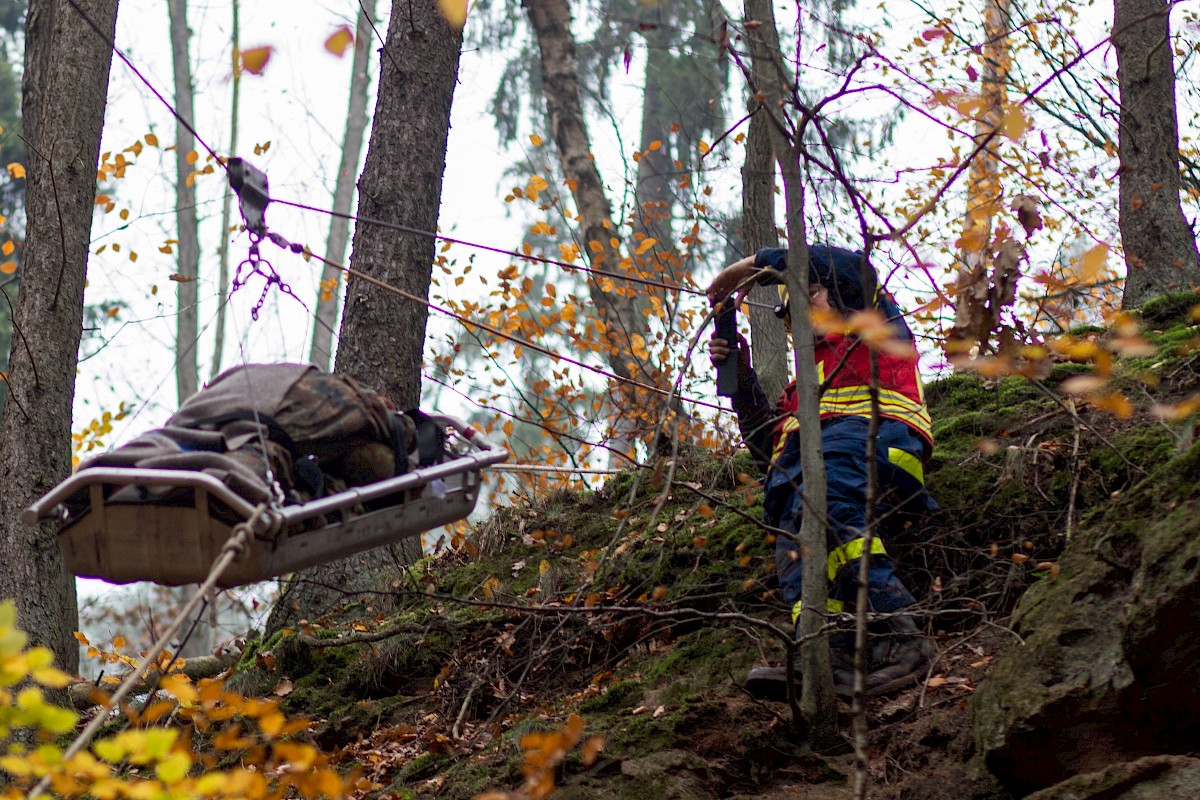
[707, 245, 937, 699]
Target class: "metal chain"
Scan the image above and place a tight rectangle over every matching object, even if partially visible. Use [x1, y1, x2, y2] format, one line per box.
[230, 233, 306, 321]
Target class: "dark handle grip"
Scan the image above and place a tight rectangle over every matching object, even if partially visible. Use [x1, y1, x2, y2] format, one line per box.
[713, 300, 740, 397]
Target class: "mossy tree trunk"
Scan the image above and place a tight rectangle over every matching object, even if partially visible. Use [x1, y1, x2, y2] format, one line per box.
[0, 0, 121, 673]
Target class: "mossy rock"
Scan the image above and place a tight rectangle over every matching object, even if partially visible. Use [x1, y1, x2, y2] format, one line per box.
[972, 442, 1200, 794]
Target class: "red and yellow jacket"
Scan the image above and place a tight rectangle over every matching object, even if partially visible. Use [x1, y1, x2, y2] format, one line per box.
[770, 332, 934, 464]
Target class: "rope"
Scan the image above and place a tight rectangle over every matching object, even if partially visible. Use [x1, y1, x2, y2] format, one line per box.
[27, 504, 279, 800]
[486, 464, 624, 475]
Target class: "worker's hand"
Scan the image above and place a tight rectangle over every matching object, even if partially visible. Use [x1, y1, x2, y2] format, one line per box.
[708, 333, 752, 380]
[706, 255, 758, 304]
[709, 336, 735, 367]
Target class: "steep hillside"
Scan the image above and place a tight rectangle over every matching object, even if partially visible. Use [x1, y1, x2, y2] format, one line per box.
[234, 294, 1200, 800]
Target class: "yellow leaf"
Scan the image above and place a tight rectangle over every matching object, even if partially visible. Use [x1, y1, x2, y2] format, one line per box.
[144, 133, 159, 147]
[112, 635, 125, 649]
[437, 0, 468, 29]
[1000, 107, 1030, 140]
[1, 241, 12, 256]
[698, 141, 711, 155]
[6, 162, 25, 179]
[1079, 244, 1109, 282]
[240, 45, 273, 76]
[634, 238, 657, 255]
[259, 710, 285, 738]
[155, 751, 191, 783]
[159, 673, 197, 705]
[32, 666, 71, 689]
[502, 420, 514, 437]
[185, 150, 199, 165]
[0, 262, 13, 275]
[324, 25, 354, 57]
[530, 134, 544, 147]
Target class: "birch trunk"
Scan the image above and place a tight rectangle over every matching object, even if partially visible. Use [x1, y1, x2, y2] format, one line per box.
[953, 0, 1009, 347]
[309, 0, 376, 369]
[741, 104, 788, 404]
[168, 0, 199, 403]
[0, 0, 120, 673]
[523, 0, 667, 462]
[210, 0, 239, 380]
[744, 0, 837, 746]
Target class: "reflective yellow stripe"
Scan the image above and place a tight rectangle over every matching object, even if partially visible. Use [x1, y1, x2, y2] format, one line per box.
[827, 536, 888, 582]
[771, 415, 800, 463]
[820, 386, 933, 443]
[791, 597, 845, 623]
[888, 447, 924, 483]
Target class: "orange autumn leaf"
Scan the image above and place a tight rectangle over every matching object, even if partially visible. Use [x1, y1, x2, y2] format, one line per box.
[240, 46, 274, 76]
[324, 25, 354, 57]
[437, 0, 467, 29]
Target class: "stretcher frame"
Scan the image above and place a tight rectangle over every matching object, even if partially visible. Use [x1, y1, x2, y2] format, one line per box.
[24, 416, 508, 588]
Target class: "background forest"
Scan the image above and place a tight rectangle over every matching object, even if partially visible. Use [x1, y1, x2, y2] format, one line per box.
[0, 0, 1197, 797]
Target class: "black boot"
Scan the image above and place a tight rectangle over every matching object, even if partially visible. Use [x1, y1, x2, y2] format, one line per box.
[864, 615, 935, 695]
[745, 632, 856, 702]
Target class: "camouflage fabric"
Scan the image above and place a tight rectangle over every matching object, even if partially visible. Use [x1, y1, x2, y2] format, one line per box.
[80, 364, 405, 505]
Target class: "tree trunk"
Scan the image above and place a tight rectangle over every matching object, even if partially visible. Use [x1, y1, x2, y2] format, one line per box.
[1114, 0, 1200, 308]
[309, 0, 376, 370]
[0, 0, 120, 674]
[741, 104, 788, 404]
[953, 0, 1010, 347]
[524, 0, 667, 460]
[744, 0, 837, 747]
[168, 0, 199, 403]
[268, 0, 462, 634]
[633, 21, 675, 244]
[210, 0, 239, 381]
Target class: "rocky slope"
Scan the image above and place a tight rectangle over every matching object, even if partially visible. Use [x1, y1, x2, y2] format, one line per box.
[231, 294, 1200, 800]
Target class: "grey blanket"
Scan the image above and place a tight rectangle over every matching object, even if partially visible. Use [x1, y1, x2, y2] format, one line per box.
[79, 363, 398, 506]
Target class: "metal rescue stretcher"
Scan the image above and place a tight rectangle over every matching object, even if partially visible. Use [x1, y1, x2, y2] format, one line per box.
[24, 415, 508, 588]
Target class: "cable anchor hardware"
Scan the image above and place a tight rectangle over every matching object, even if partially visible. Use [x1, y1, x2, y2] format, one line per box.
[228, 157, 271, 236]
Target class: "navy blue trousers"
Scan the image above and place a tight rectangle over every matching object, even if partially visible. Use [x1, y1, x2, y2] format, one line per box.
[763, 416, 934, 621]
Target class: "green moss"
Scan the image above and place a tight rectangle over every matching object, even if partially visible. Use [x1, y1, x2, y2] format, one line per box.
[1139, 292, 1200, 327]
